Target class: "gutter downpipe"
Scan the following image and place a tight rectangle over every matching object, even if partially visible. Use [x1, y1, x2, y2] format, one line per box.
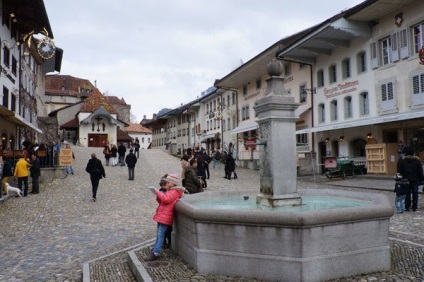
[276, 57, 315, 154]
[216, 86, 239, 155]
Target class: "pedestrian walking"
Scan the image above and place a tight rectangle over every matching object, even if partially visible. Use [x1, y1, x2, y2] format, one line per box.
[196, 154, 207, 188]
[14, 154, 31, 196]
[212, 149, 221, 169]
[85, 153, 106, 202]
[118, 143, 127, 166]
[134, 138, 140, 158]
[143, 173, 184, 261]
[103, 143, 111, 166]
[125, 149, 137, 180]
[397, 146, 423, 212]
[30, 154, 41, 194]
[110, 144, 118, 166]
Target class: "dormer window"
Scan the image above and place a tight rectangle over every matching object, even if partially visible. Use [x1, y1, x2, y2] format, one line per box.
[61, 86, 66, 91]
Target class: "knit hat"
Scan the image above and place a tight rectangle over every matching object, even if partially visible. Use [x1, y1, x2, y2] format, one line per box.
[165, 174, 179, 186]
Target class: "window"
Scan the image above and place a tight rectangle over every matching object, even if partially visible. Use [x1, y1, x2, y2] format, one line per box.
[359, 92, 370, 116]
[329, 64, 337, 83]
[413, 22, 424, 54]
[299, 84, 307, 103]
[227, 118, 231, 131]
[2, 86, 9, 108]
[370, 42, 379, 69]
[357, 51, 367, 73]
[330, 100, 338, 121]
[317, 70, 324, 87]
[256, 79, 262, 90]
[284, 64, 291, 76]
[344, 96, 352, 119]
[223, 119, 226, 132]
[380, 81, 396, 112]
[411, 72, 424, 106]
[3, 46, 10, 66]
[222, 96, 226, 109]
[11, 56, 17, 75]
[296, 133, 308, 145]
[380, 37, 391, 66]
[232, 92, 236, 105]
[242, 105, 250, 120]
[318, 103, 325, 123]
[232, 116, 236, 129]
[243, 85, 247, 96]
[342, 58, 351, 79]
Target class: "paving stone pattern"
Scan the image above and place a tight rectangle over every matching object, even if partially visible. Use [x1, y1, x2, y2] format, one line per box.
[0, 146, 424, 281]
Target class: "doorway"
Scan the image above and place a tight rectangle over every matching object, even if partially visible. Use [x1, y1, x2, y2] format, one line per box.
[88, 134, 108, 147]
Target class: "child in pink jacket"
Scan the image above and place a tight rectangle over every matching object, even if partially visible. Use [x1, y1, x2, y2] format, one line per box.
[144, 173, 184, 261]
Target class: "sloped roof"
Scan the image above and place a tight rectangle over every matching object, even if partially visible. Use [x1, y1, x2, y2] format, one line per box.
[117, 128, 132, 142]
[124, 123, 152, 134]
[46, 75, 95, 97]
[80, 89, 117, 114]
[59, 117, 79, 129]
[80, 106, 120, 125]
[105, 96, 128, 105]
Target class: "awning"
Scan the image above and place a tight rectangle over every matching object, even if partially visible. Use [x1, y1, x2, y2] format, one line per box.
[296, 110, 424, 134]
[200, 133, 217, 143]
[0, 106, 42, 133]
[231, 122, 258, 134]
[295, 105, 311, 117]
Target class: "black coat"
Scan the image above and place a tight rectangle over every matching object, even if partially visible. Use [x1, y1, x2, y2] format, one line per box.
[30, 157, 41, 178]
[397, 156, 424, 183]
[118, 144, 127, 157]
[86, 158, 105, 180]
[2, 160, 13, 177]
[125, 153, 137, 168]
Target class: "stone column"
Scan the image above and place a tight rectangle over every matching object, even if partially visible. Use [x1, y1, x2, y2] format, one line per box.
[254, 59, 302, 207]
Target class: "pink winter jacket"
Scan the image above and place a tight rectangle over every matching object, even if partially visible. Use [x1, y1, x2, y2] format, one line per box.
[153, 189, 183, 226]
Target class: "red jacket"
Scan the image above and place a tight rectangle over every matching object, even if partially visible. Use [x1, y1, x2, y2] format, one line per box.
[153, 189, 183, 225]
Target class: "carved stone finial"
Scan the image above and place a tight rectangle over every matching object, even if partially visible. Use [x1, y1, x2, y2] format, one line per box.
[266, 59, 283, 76]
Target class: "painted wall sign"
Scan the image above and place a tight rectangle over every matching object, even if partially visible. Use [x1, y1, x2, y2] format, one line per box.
[324, 80, 359, 98]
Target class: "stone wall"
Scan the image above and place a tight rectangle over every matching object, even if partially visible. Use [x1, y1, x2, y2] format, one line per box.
[38, 116, 60, 144]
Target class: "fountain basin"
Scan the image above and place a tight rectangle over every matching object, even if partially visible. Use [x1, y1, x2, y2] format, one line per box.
[173, 188, 393, 282]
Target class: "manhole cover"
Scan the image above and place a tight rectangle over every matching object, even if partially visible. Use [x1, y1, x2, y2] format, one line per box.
[144, 261, 171, 268]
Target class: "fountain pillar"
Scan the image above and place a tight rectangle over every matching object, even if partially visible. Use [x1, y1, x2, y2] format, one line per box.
[254, 59, 302, 207]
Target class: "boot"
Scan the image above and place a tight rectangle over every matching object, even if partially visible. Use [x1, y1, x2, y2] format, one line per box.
[234, 172, 238, 179]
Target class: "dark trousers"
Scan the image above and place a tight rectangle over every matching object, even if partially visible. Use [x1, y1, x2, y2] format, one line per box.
[18, 176, 29, 196]
[31, 176, 39, 193]
[135, 150, 139, 158]
[128, 167, 135, 180]
[405, 182, 419, 210]
[91, 177, 100, 199]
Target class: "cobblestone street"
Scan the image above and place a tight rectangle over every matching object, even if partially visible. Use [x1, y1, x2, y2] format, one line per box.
[0, 146, 424, 281]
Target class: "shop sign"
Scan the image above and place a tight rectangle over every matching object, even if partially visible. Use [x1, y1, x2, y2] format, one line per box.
[245, 138, 256, 150]
[324, 80, 359, 98]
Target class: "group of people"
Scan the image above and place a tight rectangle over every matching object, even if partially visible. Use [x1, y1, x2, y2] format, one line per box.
[0, 152, 41, 199]
[179, 143, 238, 194]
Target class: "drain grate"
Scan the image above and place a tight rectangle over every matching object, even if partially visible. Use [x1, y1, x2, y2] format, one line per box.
[144, 261, 171, 269]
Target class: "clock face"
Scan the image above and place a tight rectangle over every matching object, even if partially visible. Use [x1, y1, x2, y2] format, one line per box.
[37, 38, 56, 59]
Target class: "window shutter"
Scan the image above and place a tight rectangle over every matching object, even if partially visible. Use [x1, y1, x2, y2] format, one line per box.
[399, 28, 409, 59]
[413, 75, 419, 95]
[390, 32, 399, 62]
[370, 42, 379, 69]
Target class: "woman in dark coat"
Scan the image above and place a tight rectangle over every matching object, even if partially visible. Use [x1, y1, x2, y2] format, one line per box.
[85, 153, 106, 202]
[196, 154, 207, 188]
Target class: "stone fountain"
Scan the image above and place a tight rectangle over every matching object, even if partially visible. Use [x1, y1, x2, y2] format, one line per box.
[173, 60, 393, 281]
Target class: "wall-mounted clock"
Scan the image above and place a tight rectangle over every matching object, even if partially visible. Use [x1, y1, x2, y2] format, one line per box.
[37, 37, 56, 60]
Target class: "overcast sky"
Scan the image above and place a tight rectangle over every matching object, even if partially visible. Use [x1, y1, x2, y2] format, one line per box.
[43, 0, 364, 122]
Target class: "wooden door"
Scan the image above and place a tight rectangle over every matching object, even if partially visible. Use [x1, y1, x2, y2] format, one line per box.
[88, 134, 108, 147]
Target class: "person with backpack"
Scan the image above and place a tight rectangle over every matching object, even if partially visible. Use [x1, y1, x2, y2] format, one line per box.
[85, 153, 106, 202]
[103, 143, 111, 166]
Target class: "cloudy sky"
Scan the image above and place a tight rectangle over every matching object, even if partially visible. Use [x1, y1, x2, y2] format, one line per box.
[44, 0, 364, 122]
